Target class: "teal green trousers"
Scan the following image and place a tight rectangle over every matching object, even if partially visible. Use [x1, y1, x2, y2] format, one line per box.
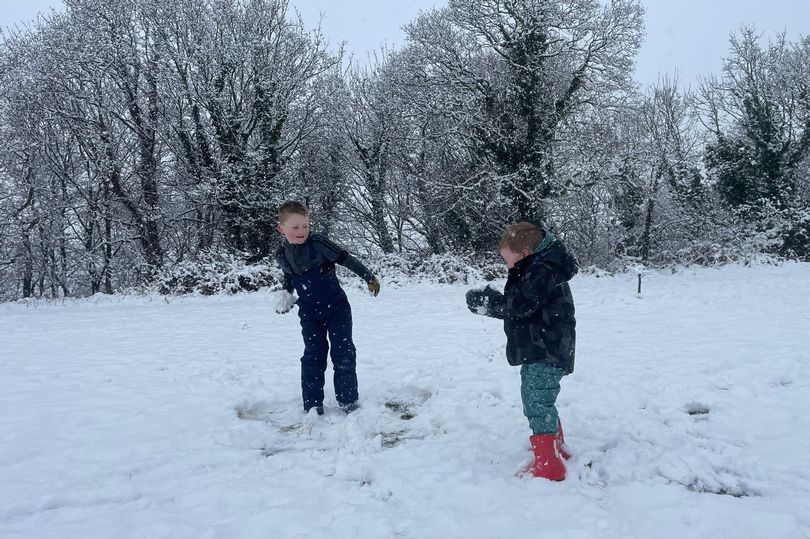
[520, 363, 566, 435]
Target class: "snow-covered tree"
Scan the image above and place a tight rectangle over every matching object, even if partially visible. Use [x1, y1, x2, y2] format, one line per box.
[699, 28, 810, 211]
[404, 0, 644, 226]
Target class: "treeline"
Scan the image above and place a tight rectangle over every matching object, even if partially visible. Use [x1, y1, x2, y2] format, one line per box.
[1, 0, 808, 300]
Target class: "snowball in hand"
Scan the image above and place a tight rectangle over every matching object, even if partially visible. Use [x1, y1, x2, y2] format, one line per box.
[272, 290, 296, 313]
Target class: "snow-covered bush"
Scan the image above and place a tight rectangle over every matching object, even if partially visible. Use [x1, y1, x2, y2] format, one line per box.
[355, 253, 506, 287]
[756, 204, 810, 262]
[148, 251, 506, 298]
[152, 251, 283, 296]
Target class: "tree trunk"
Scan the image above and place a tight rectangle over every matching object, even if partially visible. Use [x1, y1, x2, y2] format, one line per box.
[640, 171, 661, 262]
[103, 181, 114, 294]
[21, 231, 34, 299]
[368, 171, 394, 253]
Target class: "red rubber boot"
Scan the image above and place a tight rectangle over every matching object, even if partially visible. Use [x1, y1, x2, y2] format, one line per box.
[557, 419, 572, 460]
[529, 434, 567, 481]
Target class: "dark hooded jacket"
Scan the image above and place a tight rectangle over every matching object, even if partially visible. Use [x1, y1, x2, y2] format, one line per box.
[469, 234, 578, 372]
[276, 233, 373, 307]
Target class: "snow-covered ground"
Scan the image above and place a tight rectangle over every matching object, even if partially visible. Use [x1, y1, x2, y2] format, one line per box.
[2, 263, 809, 538]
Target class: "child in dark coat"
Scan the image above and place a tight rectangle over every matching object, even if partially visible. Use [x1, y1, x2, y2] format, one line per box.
[274, 201, 380, 415]
[466, 222, 577, 480]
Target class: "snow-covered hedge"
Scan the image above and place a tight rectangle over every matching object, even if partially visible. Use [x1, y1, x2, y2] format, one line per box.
[663, 203, 810, 266]
[149, 251, 506, 297]
[360, 253, 506, 286]
[152, 251, 283, 295]
[148, 240, 797, 298]
[123, 209, 810, 299]
[757, 204, 810, 262]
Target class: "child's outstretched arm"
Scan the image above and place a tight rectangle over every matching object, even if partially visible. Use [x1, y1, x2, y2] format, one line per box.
[281, 272, 293, 294]
[466, 286, 506, 319]
[274, 248, 297, 314]
[311, 234, 380, 296]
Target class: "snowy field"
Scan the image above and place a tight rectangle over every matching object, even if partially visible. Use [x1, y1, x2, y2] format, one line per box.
[2, 262, 810, 538]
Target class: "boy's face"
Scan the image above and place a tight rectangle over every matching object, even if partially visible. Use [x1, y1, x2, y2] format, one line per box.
[500, 247, 529, 269]
[277, 213, 310, 244]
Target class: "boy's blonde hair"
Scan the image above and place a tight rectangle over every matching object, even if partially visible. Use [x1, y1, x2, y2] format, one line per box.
[278, 200, 308, 223]
[499, 222, 543, 253]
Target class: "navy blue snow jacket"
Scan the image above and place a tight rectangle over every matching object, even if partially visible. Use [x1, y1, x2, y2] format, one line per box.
[276, 234, 373, 307]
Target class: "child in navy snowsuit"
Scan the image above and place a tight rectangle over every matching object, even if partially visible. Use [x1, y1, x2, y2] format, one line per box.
[274, 201, 380, 415]
[466, 222, 577, 481]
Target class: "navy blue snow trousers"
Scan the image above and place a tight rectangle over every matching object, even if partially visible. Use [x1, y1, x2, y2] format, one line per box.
[298, 299, 358, 410]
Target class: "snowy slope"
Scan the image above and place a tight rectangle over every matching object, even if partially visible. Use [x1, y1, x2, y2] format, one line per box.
[1, 263, 809, 538]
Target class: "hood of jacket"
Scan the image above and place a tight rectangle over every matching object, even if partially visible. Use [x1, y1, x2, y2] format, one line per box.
[514, 230, 578, 282]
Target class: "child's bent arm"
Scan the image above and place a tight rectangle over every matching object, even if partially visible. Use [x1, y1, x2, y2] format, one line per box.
[466, 286, 506, 319]
[486, 289, 507, 318]
[312, 234, 374, 282]
[281, 272, 294, 293]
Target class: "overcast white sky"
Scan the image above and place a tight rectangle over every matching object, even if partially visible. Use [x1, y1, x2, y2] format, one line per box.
[1, 0, 809, 87]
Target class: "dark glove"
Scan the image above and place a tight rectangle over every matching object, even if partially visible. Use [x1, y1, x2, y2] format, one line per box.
[466, 286, 499, 315]
[367, 276, 380, 296]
